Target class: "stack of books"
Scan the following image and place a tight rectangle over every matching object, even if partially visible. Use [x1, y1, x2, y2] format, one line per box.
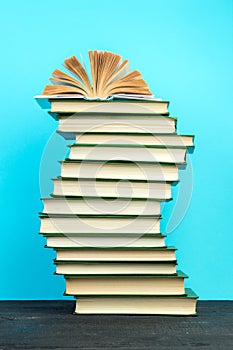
[37, 51, 198, 315]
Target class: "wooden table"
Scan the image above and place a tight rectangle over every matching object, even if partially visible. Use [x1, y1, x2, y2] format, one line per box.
[0, 301, 232, 349]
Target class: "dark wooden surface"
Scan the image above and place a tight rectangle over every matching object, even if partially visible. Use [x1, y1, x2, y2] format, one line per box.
[0, 301, 232, 350]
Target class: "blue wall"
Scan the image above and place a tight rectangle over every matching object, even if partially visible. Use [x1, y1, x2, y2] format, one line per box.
[0, 0, 232, 300]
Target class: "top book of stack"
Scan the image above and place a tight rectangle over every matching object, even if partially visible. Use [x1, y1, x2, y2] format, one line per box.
[35, 95, 169, 115]
[35, 50, 169, 114]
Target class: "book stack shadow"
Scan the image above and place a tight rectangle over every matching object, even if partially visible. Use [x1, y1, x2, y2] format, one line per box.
[39, 98, 198, 314]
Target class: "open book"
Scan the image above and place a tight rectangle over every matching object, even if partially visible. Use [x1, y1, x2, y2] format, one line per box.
[42, 51, 153, 100]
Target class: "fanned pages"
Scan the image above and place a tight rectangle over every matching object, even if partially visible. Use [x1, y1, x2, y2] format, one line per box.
[42, 50, 152, 99]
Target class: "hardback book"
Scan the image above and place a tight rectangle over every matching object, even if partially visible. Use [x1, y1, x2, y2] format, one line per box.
[74, 288, 198, 315]
[46, 99, 170, 114]
[68, 144, 187, 163]
[52, 178, 172, 199]
[65, 270, 187, 295]
[42, 197, 161, 216]
[54, 260, 177, 275]
[73, 132, 194, 147]
[60, 161, 180, 181]
[56, 114, 175, 134]
[40, 214, 161, 234]
[45, 233, 166, 248]
[55, 246, 177, 261]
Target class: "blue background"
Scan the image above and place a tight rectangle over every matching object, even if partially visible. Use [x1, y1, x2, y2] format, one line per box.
[0, 0, 232, 300]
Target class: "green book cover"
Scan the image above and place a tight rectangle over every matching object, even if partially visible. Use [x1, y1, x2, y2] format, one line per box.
[39, 213, 161, 219]
[69, 144, 189, 149]
[44, 195, 172, 202]
[64, 270, 188, 279]
[54, 259, 177, 265]
[62, 159, 186, 166]
[48, 245, 172, 251]
[54, 175, 179, 185]
[67, 288, 198, 299]
[41, 232, 166, 237]
[48, 111, 172, 120]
